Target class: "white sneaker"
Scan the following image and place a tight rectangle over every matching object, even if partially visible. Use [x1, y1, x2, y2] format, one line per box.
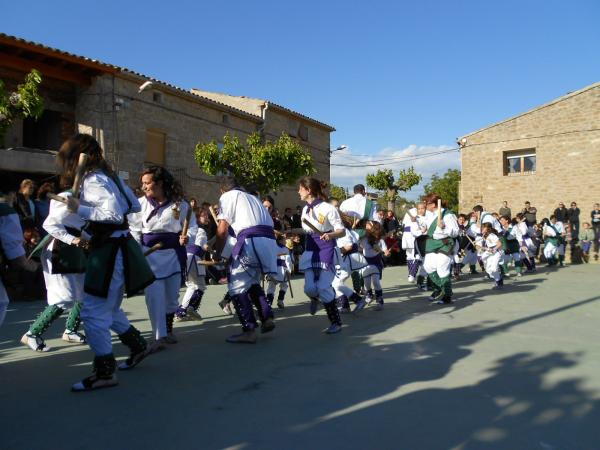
[62, 330, 86, 344]
[21, 333, 51, 352]
[174, 314, 191, 322]
[408, 275, 415, 283]
[365, 295, 374, 305]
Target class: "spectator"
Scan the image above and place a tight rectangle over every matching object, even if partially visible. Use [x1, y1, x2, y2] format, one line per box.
[498, 201, 511, 219]
[34, 181, 55, 236]
[522, 201, 537, 226]
[567, 201, 580, 237]
[197, 207, 215, 240]
[579, 222, 595, 263]
[554, 202, 568, 223]
[291, 205, 302, 229]
[262, 195, 283, 231]
[282, 207, 293, 231]
[591, 203, 600, 255]
[383, 210, 399, 235]
[189, 197, 199, 215]
[13, 179, 36, 228]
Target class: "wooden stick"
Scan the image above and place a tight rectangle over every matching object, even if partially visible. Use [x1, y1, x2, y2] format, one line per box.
[72, 153, 89, 197]
[437, 198, 442, 225]
[181, 205, 193, 237]
[144, 243, 163, 256]
[197, 259, 228, 266]
[47, 193, 68, 204]
[285, 270, 294, 298]
[208, 205, 219, 223]
[302, 218, 324, 236]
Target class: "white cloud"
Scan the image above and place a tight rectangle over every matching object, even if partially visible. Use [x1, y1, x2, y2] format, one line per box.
[330, 144, 460, 200]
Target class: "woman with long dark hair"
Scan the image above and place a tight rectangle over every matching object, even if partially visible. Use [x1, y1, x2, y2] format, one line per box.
[61, 134, 155, 391]
[295, 177, 345, 333]
[129, 166, 197, 351]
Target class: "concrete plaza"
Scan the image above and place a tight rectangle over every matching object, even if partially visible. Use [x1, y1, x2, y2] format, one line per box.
[1, 264, 599, 450]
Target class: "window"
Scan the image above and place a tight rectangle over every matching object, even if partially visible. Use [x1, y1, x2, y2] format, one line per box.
[298, 124, 309, 141]
[504, 149, 536, 175]
[222, 114, 229, 125]
[152, 91, 163, 103]
[23, 110, 72, 150]
[288, 119, 299, 137]
[146, 129, 166, 165]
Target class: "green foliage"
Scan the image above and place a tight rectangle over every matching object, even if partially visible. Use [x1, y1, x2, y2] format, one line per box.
[194, 132, 315, 194]
[424, 169, 461, 212]
[0, 69, 44, 144]
[366, 167, 422, 210]
[329, 184, 348, 201]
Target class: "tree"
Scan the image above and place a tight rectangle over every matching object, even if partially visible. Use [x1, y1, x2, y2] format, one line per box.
[329, 184, 348, 201]
[0, 69, 44, 145]
[424, 169, 461, 212]
[194, 132, 315, 194]
[366, 167, 422, 211]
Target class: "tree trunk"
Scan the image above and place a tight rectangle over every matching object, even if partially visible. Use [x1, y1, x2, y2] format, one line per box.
[386, 188, 397, 213]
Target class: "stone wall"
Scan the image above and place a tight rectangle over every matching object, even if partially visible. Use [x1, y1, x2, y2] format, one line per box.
[460, 82, 600, 228]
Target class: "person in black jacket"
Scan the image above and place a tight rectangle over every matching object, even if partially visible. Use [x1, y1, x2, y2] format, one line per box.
[13, 179, 36, 228]
[567, 202, 580, 238]
[553, 202, 568, 223]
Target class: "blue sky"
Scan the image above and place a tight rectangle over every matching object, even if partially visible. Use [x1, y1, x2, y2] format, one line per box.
[3, 0, 600, 198]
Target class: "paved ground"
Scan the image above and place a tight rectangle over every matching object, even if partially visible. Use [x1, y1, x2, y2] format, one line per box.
[1, 264, 599, 450]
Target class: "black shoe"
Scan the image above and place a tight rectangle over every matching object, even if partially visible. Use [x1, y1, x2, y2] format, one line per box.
[260, 318, 276, 334]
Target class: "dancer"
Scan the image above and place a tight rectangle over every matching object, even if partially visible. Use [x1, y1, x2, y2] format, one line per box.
[295, 177, 345, 333]
[542, 216, 566, 266]
[477, 223, 504, 289]
[514, 213, 537, 272]
[409, 202, 430, 290]
[62, 134, 154, 391]
[401, 205, 420, 282]
[266, 234, 293, 309]
[0, 202, 39, 329]
[332, 215, 367, 313]
[214, 177, 278, 344]
[499, 215, 523, 277]
[21, 188, 88, 352]
[355, 221, 390, 311]
[175, 219, 208, 321]
[422, 194, 459, 304]
[129, 166, 197, 351]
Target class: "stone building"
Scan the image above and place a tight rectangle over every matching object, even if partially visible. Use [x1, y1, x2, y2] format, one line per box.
[459, 81, 600, 225]
[0, 33, 334, 208]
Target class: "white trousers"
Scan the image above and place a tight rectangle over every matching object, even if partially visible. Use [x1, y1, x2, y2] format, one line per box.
[81, 250, 131, 356]
[364, 274, 382, 291]
[423, 253, 452, 278]
[266, 279, 288, 295]
[304, 267, 336, 304]
[405, 248, 421, 262]
[544, 242, 564, 259]
[180, 266, 206, 309]
[332, 268, 354, 298]
[483, 252, 502, 281]
[145, 273, 180, 339]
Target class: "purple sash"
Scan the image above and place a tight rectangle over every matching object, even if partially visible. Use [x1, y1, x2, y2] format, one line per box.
[186, 244, 204, 257]
[231, 225, 275, 259]
[306, 232, 336, 267]
[142, 232, 187, 275]
[277, 259, 286, 267]
[365, 254, 384, 274]
[404, 226, 411, 232]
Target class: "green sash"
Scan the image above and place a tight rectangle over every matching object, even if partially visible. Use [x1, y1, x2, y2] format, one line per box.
[84, 236, 155, 298]
[503, 226, 520, 254]
[355, 198, 374, 238]
[425, 209, 455, 255]
[546, 224, 563, 246]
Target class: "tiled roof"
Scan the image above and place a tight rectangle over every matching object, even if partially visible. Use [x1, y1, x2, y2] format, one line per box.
[0, 33, 333, 129]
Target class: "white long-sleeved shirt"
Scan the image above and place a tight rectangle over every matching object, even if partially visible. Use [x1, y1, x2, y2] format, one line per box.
[423, 209, 459, 240]
[44, 191, 88, 246]
[339, 194, 380, 223]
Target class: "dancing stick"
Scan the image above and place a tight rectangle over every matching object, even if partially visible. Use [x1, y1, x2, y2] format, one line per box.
[208, 205, 219, 223]
[437, 199, 442, 225]
[197, 259, 228, 266]
[144, 243, 163, 256]
[72, 153, 89, 197]
[302, 218, 324, 236]
[181, 206, 193, 238]
[285, 271, 294, 298]
[47, 193, 68, 204]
